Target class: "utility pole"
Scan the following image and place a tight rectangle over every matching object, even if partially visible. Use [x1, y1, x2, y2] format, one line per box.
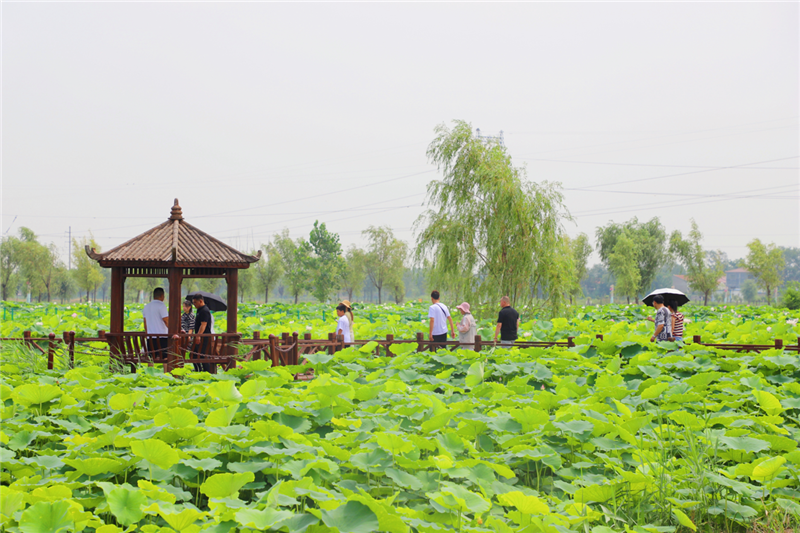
[475, 128, 505, 147]
[68, 226, 71, 270]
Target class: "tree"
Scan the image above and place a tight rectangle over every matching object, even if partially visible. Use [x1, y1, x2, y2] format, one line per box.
[781, 247, 800, 284]
[742, 278, 758, 304]
[742, 239, 785, 305]
[607, 232, 640, 304]
[414, 120, 571, 315]
[274, 229, 311, 304]
[581, 263, 612, 300]
[363, 226, 407, 304]
[0, 234, 22, 301]
[72, 236, 104, 301]
[567, 234, 592, 304]
[238, 254, 256, 303]
[669, 219, 724, 305]
[340, 246, 367, 301]
[53, 267, 75, 303]
[308, 221, 344, 303]
[253, 243, 284, 303]
[596, 217, 667, 297]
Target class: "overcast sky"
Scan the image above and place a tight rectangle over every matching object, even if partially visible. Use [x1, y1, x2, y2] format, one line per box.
[3, 2, 798, 266]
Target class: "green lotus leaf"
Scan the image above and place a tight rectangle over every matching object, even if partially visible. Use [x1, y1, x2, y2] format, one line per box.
[207, 381, 243, 403]
[108, 391, 146, 411]
[388, 343, 416, 356]
[130, 439, 180, 470]
[159, 507, 205, 531]
[753, 390, 783, 416]
[304, 352, 334, 365]
[384, 467, 423, 490]
[107, 486, 147, 526]
[420, 411, 454, 434]
[18, 500, 73, 533]
[751, 456, 786, 480]
[240, 380, 268, 399]
[12, 384, 62, 407]
[206, 404, 239, 427]
[718, 436, 771, 453]
[375, 432, 414, 455]
[200, 472, 255, 499]
[63, 457, 125, 477]
[574, 484, 619, 504]
[427, 483, 491, 514]
[553, 420, 594, 435]
[235, 507, 293, 530]
[246, 402, 284, 416]
[273, 413, 312, 433]
[184, 457, 222, 471]
[320, 501, 379, 533]
[672, 509, 696, 531]
[8, 430, 37, 451]
[465, 361, 484, 388]
[153, 407, 199, 428]
[497, 491, 549, 515]
[0, 487, 25, 517]
[640, 382, 670, 400]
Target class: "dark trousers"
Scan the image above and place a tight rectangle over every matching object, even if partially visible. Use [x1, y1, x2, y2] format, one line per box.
[193, 339, 211, 372]
[432, 333, 448, 351]
[146, 337, 168, 360]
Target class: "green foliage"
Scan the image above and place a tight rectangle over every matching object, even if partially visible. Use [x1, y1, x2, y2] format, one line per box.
[71, 235, 104, 301]
[670, 219, 724, 305]
[253, 242, 284, 303]
[363, 226, 406, 304]
[743, 239, 785, 305]
[415, 120, 572, 317]
[596, 217, 667, 297]
[340, 245, 367, 301]
[781, 281, 800, 310]
[607, 232, 640, 303]
[308, 220, 345, 303]
[742, 279, 758, 303]
[274, 228, 312, 304]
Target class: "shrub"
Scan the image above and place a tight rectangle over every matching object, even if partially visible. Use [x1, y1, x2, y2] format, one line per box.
[781, 281, 800, 310]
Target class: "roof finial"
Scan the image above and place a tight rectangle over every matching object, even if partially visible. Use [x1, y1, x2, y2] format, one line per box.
[169, 198, 183, 221]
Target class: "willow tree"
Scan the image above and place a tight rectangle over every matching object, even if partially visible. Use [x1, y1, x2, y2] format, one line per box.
[414, 120, 571, 316]
[669, 219, 723, 305]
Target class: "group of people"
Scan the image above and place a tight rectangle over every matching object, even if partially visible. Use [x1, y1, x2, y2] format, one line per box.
[329, 291, 522, 350]
[142, 288, 213, 371]
[647, 294, 685, 342]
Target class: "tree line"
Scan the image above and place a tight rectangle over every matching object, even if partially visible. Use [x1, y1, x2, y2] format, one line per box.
[2, 120, 797, 311]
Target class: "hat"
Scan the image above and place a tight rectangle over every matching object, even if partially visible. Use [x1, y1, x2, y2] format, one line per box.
[456, 302, 470, 313]
[339, 300, 352, 309]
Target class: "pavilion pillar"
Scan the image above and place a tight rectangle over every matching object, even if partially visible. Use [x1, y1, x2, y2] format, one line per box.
[227, 268, 238, 333]
[168, 267, 182, 336]
[110, 267, 124, 333]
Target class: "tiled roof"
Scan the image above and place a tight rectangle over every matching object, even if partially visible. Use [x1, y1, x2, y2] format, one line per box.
[86, 199, 260, 266]
[726, 268, 750, 273]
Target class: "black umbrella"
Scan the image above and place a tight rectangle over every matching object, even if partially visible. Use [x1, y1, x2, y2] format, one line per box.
[187, 291, 227, 312]
[642, 288, 690, 307]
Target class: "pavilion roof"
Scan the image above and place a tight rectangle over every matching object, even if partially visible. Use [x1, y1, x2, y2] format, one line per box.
[85, 199, 260, 267]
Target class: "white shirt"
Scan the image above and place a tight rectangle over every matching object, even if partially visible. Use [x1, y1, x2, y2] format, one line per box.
[428, 302, 450, 336]
[335, 315, 352, 343]
[142, 299, 169, 335]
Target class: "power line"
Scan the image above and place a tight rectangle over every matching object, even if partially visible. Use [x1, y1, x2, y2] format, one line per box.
[565, 183, 798, 200]
[523, 157, 798, 170]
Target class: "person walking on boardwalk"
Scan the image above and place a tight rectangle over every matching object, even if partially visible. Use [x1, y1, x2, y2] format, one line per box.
[428, 290, 455, 350]
[339, 300, 355, 341]
[493, 296, 520, 346]
[334, 303, 353, 344]
[650, 294, 672, 342]
[192, 294, 213, 372]
[142, 287, 169, 357]
[455, 302, 477, 348]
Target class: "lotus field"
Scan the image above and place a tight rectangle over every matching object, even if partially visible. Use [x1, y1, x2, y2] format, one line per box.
[2, 303, 800, 533]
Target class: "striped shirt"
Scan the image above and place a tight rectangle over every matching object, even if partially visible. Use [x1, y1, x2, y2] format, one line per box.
[672, 312, 684, 338]
[181, 311, 195, 333]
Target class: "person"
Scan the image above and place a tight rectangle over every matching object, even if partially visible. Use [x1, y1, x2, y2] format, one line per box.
[181, 300, 195, 334]
[142, 287, 169, 358]
[428, 290, 455, 350]
[192, 294, 213, 372]
[494, 296, 520, 346]
[334, 303, 353, 343]
[667, 301, 684, 342]
[650, 294, 671, 342]
[455, 302, 477, 347]
[339, 300, 355, 341]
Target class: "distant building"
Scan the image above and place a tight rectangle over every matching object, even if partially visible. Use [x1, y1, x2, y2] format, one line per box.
[672, 274, 691, 293]
[726, 268, 753, 291]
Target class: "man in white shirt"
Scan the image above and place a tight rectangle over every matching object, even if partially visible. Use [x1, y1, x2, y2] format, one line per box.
[142, 287, 169, 357]
[428, 290, 455, 351]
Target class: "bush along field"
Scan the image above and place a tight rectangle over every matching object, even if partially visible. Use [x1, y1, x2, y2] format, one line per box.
[2, 337, 800, 532]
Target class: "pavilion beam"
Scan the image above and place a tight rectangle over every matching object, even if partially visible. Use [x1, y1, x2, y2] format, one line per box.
[227, 268, 238, 334]
[110, 267, 124, 333]
[168, 267, 182, 336]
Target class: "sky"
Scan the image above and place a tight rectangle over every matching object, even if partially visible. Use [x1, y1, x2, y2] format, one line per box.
[3, 2, 798, 267]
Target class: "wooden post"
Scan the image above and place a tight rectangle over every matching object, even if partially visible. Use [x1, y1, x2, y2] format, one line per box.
[334, 333, 343, 354]
[166, 335, 179, 373]
[474, 334, 482, 352]
[304, 333, 312, 340]
[226, 269, 238, 334]
[775, 338, 784, 350]
[228, 334, 241, 370]
[386, 334, 394, 356]
[596, 334, 604, 341]
[693, 335, 702, 344]
[567, 336, 575, 347]
[98, 330, 106, 339]
[23, 331, 31, 348]
[47, 333, 56, 370]
[167, 267, 182, 337]
[416, 332, 425, 352]
[110, 267, 124, 333]
[292, 332, 299, 365]
[269, 335, 278, 366]
[64, 331, 75, 368]
[327, 333, 336, 355]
